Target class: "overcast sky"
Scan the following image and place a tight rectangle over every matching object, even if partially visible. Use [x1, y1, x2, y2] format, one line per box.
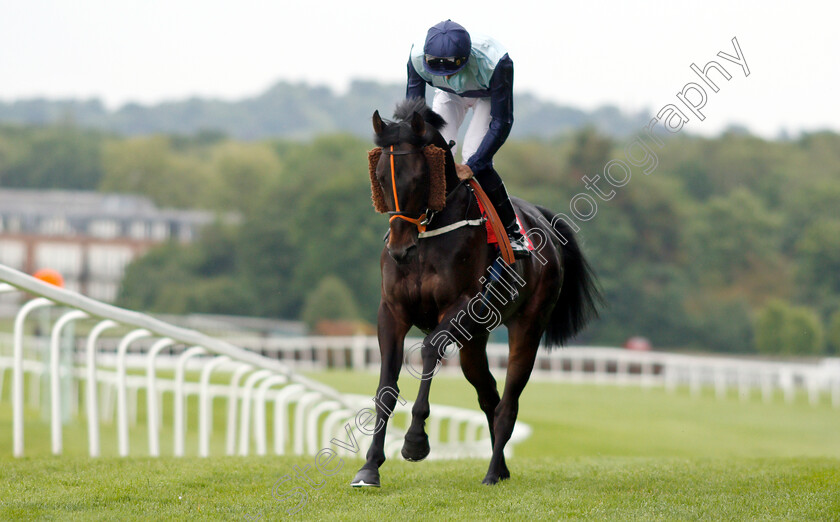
[1, 0, 837, 137]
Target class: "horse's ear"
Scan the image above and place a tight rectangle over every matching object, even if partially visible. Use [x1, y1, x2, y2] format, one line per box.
[411, 111, 426, 137]
[372, 110, 384, 136]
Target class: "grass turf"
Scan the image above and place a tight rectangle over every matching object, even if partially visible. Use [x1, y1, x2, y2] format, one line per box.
[1, 369, 839, 520]
[2, 456, 838, 520]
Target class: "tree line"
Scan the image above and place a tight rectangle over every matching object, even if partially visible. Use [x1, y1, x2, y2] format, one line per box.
[1, 121, 838, 355]
[0, 81, 649, 140]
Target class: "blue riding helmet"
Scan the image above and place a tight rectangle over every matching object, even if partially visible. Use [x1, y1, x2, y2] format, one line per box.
[422, 20, 471, 76]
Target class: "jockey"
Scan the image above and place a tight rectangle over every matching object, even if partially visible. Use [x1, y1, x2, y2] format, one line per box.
[406, 20, 530, 259]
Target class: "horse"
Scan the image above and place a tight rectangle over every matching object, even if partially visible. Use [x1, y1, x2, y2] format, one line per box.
[351, 98, 601, 487]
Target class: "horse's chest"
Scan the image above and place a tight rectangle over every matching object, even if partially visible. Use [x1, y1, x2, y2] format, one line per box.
[390, 270, 455, 326]
[395, 272, 444, 306]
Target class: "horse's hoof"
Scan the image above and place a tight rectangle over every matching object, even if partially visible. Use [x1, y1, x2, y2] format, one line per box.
[350, 468, 380, 487]
[481, 474, 500, 486]
[401, 433, 430, 462]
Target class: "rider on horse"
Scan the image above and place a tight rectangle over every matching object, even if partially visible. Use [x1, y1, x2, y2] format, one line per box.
[406, 20, 530, 259]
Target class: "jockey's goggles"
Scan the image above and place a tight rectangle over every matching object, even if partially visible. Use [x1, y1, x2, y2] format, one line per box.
[424, 55, 468, 72]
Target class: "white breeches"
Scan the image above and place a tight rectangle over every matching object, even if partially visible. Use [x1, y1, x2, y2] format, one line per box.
[431, 90, 492, 165]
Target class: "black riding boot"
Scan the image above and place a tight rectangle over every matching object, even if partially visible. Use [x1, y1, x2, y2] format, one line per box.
[485, 183, 531, 259]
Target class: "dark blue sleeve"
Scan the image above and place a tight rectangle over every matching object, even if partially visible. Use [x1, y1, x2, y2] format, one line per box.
[465, 54, 514, 173]
[406, 59, 427, 100]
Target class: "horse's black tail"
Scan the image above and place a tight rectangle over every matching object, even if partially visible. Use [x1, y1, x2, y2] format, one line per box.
[537, 206, 603, 349]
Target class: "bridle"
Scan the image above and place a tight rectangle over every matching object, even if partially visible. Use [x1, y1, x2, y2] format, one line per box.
[380, 141, 480, 239]
[382, 145, 435, 233]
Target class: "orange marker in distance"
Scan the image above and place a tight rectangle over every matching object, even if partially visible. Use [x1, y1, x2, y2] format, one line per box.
[32, 268, 65, 288]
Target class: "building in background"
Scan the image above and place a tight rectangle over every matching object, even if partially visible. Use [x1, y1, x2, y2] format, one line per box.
[0, 189, 217, 302]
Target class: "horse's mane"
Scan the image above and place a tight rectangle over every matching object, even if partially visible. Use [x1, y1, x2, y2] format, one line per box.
[374, 97, 446, 148]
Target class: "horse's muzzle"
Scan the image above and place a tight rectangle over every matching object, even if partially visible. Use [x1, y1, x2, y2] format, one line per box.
[388, 243, 417, 265]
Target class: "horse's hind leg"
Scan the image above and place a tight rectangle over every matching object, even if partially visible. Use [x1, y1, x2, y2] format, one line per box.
[482, 319, 543, 485]
[459, 335, 509, 480]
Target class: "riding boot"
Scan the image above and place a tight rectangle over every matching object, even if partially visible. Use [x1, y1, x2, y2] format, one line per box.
[485, 183, 531, 259]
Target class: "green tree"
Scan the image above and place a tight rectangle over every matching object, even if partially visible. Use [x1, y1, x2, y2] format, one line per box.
[301, 275, 360, 329]
[566, 127, 613, 181]
[117, 242, 196, 313]
[174, 276, 256, 316]
[755, 299, 789, 355]
[99, 136, 211, 208]
[828, 309, 840, 355]
[781, 306, 823, 355]
[795, 220, 840, 304]
[687, 189, 782, 288]
[617, 174, 690, 264]
[691, 298, 755, 353]
[0, 126, 104, 189]
[237, 134, 382, 321]
[205, 141, 283, 213]
[669, 135, 789, 204]
[117, 223, 256, 316]
[755, 299, 823, 355]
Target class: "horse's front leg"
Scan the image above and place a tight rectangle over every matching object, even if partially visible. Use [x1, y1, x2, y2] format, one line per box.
[351, 302, 409, 487]
[400, 340, 440, 461]
[401, 303, 470, 461]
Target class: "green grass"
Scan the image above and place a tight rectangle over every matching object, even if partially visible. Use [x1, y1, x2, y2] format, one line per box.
[315, 370, 840, 459]
[2, 456, 838, 520]
[1, 369, 839, 520]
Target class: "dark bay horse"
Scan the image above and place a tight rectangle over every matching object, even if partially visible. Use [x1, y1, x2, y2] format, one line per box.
[351, 98, 600, 487]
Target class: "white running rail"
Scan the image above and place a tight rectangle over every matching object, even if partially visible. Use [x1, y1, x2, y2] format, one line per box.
[0, 264, 531, 458]
[222, 336, 840, 407]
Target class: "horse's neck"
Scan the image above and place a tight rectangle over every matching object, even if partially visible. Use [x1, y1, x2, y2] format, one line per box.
[433, 162, 482, 228]
[419, 140, 482, 234]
